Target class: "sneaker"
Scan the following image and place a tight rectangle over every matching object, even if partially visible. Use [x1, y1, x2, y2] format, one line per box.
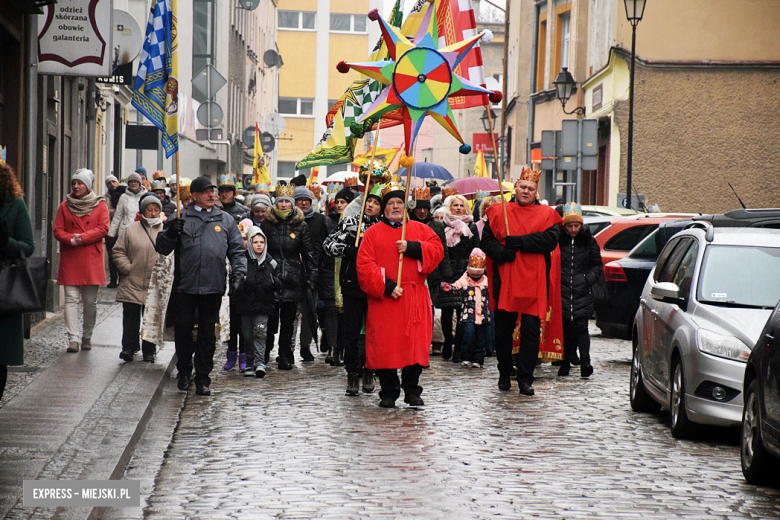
[67, 341, 79, 353]
[80, 337, 92, 350]
[243, 366, 254, 377]
[472, 362, 483, 368]
[254, 364, 266, 378]
[461, 360, 470, 367]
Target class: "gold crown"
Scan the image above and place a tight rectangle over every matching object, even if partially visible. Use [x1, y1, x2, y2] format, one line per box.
[345, 176, 359, 188]
[563, 202, 581, 217]
[412, 187, 430, 201]
[277, 184, 295, 198]
[358, 160, 391, 184]
[380, 182, 406, 200]
[442, 186, 458, 198]
[468, 253, 487, 269]
[153, 170, 166, 180]
[517, 167, 541, 184]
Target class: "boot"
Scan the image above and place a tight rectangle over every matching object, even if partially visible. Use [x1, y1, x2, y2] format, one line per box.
[300, 345, 315, 362]
[441, 343, 452, 360]
[324, 348, 335, 365]
[238, 353, 248, 371]
[452, 346, 462, 364]
[334, 346, 345, 367]
[362, 370, 375, 393]
[223, 350, 237, 371]
[346, 372, 360, 396]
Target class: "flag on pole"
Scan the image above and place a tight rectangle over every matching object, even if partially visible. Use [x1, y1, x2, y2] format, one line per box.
[437, 0, 488, 109]
[253, 123, 270, 186]
[132, 0, 178, 158]
[306, 167, 320, 187]
[474, 149, 488, 178]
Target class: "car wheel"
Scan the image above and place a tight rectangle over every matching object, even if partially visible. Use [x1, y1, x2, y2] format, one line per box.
[741, 379, 777, 485]
[630, 336, 661, 413]
[670, 358, 697, 439]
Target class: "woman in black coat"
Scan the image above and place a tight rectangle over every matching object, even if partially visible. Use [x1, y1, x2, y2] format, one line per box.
[437, 194, 478, 363]
[260, 186, 317, 369]
[558, 203, 603, 378]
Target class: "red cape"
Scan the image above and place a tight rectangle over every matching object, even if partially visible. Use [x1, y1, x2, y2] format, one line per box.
[357, 219, 444, 370]
[485, 202, 564, 361]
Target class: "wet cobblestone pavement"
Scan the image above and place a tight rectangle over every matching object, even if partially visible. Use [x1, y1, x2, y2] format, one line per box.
[122, 326, 780, 519]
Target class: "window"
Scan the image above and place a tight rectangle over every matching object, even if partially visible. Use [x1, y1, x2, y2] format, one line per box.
[554, 9, 571, 80]
[193, 0, 215, 102]
[278, 161, 297, 178]
[698, 245, 780, 308]
[655, 238, 691, 284]
[604, 225, 657, 252]
[330, 14, 367, 33]
[279, 97, 315, 117]
[536, 17, 547, 92]
[278, 10, 315, 30]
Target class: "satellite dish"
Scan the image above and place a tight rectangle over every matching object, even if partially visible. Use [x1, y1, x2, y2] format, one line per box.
[238, 0, 260, 10]
[112, 9, 143, 66]
[197, 102, 224, 127]
[263, 50, 281, 68]
[485, 77, 501, 93]
[265, 113, 286, 136]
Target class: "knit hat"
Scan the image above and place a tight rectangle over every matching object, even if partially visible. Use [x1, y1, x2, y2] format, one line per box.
[104, 174, 118, 188]
[251, 193, 272, 211]
[334, 186, 355, 204]
[294, 186, 313, 201]
[127, 172, 142, 185]
[276, 183, 295, 205]
[139, 192, 162, 213]
[169, 174, 177, 185]
[237, 218, 254, 238]
[134, 167, 147, 177]
[72, 168, 93, 191]
[467, 247, 487, 277]
[290, 174, 307, 187]
[562, 202, 583, 226]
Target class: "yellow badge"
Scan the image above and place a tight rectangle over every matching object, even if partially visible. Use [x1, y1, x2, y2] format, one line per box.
[468, 290, 475, 296]
[290, 233, 296, 239]
[214, 225, 222, 232]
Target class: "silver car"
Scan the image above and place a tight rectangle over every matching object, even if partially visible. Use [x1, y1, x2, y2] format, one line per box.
[630, 224, 780, 438]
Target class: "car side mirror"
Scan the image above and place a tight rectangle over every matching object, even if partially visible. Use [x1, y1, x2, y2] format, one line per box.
[650, 282, 682, 304]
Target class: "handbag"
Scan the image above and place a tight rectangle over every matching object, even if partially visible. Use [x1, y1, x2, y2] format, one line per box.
[591, 268, 608, 307]
[0, 248, 49, 314]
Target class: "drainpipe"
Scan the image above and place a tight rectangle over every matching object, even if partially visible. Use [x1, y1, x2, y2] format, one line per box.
[23, 14, 38, 225]
[86, 79, 96, 171]
[526, 3, 540, 168]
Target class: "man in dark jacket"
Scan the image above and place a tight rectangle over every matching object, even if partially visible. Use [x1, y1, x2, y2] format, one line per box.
[218, 174, 248, 223]
[481, 168, 561, 396]
[294, 186, 328, 361]
[152, 179, 178, 218]
[157, 176, 247, 396]
[408, 187, 452, 355]
[558, 202, 602, 378]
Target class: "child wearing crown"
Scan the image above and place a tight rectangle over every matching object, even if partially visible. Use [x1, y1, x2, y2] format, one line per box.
[441, 248, 492, 368]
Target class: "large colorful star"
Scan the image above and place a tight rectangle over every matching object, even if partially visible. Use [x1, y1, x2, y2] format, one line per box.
[342, 2, 492, 157]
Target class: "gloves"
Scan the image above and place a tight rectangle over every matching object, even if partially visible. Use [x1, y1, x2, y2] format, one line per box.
[505, 235, 524, 250]
[166, 218, 185, 237]
[229, 276, 245, 296]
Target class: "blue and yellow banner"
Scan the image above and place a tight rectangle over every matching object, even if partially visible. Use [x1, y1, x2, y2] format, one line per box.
[132, 0, 178, 158]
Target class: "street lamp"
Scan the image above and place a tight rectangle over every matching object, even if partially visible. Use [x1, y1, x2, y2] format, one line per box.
[553, 68, 585, 116]
[480, 108, 496, 133]
[624, 0, 646, 211]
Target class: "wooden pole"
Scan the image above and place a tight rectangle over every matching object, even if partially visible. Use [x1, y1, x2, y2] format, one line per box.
[486, 104, 510, 235]
[396, 143, 416, 287]
[354, 118, 383, 247]
[175, 150, 181, 219]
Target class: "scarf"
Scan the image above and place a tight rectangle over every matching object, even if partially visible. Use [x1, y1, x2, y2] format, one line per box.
[66, 190, 102, 218]
[273, 208, 292, 220]
[303, 206, 316, 219]
[475, 215, 487, 239]
[444, 212, 473, 247]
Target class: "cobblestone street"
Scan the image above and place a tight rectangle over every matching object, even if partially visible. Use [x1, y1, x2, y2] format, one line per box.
[111, 326, 780, 519]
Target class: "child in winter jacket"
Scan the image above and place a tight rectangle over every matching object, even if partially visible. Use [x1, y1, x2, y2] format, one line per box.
[441, 248, 491, 368]
[232, 226, 281, 378]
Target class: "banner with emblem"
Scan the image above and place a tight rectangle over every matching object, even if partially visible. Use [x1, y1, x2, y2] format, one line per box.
[132, 0, 178, 157]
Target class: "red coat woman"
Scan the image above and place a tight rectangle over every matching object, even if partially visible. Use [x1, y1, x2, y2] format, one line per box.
[357, 183, 444, 408]
[53, 170, 110, 352]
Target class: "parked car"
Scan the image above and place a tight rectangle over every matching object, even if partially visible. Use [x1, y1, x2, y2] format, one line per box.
[630, 224, 780, 439]
[595, 214, 694, 266]
[584, 215, 619, 237]
[694, 208, 780, 229]
[596, 220, 692, 339]
[741, 300, 780, 486]
[581, 205, 638, 218]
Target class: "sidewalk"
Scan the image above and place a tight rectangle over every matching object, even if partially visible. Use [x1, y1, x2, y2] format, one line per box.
[0, 292, 177, 519]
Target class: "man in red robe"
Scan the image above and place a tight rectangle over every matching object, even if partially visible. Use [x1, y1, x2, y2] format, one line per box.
[481, 168, 562, 396]
[357, 183, 444, 408]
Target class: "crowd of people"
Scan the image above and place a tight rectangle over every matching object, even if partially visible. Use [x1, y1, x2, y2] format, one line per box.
[0, 160, 606, 406]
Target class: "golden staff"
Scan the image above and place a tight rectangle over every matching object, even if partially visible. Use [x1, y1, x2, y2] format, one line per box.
[354, 118, 383, 247]
[175, 151, 180, 218]
[396, 142, 417, 287]
[485, 104, 511, 234]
